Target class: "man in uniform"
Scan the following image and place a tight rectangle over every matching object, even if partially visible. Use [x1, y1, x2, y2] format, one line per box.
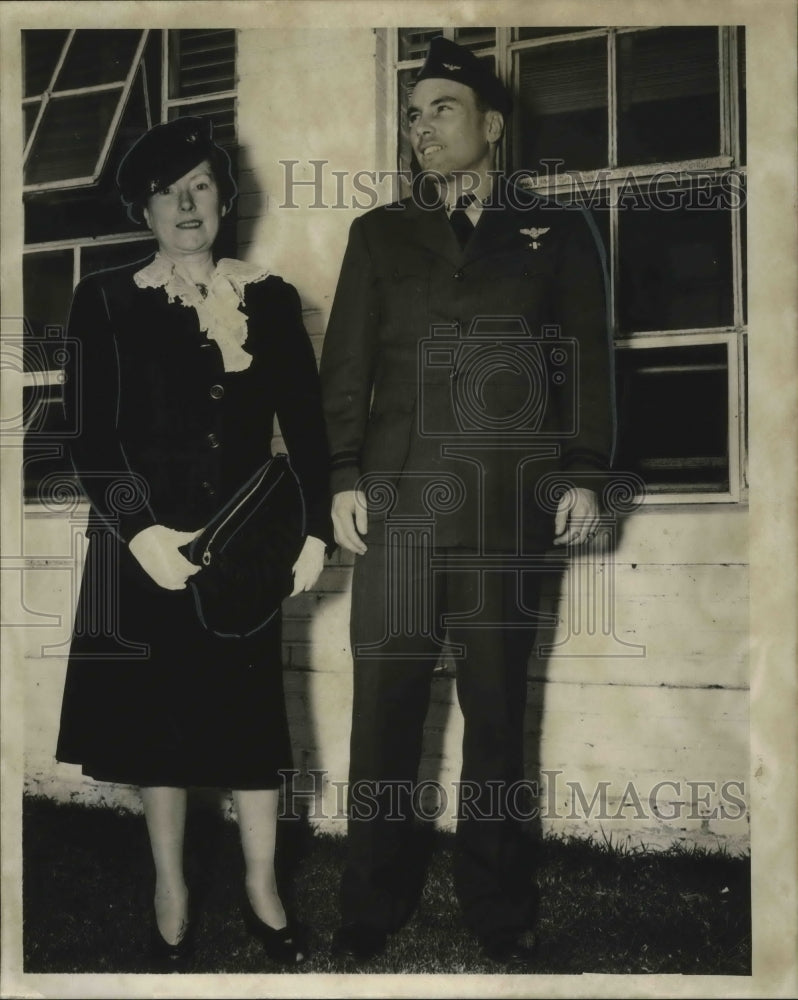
[320, 36, 614, 966]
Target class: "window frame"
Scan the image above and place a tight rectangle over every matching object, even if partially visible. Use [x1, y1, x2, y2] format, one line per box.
[386, 25, 747, 506]
[23, 29, 151, 192]
[161, 28, 238, 123]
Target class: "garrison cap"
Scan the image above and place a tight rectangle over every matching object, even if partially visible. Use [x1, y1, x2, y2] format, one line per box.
[415, 36, 513, 117]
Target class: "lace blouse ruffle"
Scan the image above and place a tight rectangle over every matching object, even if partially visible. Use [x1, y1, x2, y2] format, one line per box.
[134, 254, 270, 372]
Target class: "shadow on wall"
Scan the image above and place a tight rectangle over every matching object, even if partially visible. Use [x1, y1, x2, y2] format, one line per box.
[234, 142, 267, 269]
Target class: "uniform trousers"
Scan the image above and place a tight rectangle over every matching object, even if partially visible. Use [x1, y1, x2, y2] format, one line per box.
[341, 535, 542, 936]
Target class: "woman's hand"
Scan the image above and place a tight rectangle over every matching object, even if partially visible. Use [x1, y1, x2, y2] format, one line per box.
[128, 524, 202, 590]
[290, 535, 326, 596]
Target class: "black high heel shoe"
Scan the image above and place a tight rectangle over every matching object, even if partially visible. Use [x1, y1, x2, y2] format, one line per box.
[149, 914, 194, 972]
[242, 899, 308, 965]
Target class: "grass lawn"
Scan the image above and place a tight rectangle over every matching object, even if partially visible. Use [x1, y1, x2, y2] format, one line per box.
[22, 795, 750, 976]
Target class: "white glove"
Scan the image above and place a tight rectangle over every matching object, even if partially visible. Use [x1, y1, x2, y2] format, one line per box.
[128, 524, 202, 590]
[290, 535, 327, 596]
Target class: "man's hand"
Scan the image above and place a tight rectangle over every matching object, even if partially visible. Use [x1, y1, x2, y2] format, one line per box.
[553, 487, 600, 546]
[331, 490, 368, 555]
[128, 524, 202, 590]
[290, 535, 327, 595]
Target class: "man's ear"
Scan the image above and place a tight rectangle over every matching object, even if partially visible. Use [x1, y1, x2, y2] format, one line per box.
[142, 205, 151, 228]
[486, 109, 505, 144]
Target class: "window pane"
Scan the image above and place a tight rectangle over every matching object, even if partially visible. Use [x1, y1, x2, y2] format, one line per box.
[21, 251, 80, 501]
[617, 184, 733, 332]
[81, 239, 157, 279]
[168, 29, 236, 98]
[24, 103, 39, 146]
[617, 27, 720, 166]
[737, 27, 746, 164]
[739, 175, 747, 324]
[397, 66, 417, 186]
[23, 29, 69, 97]
[25, 90, 121, 186]
[23, 392, 78, 503]
[516, 38, 608, 172]
[615, 343, 729, 493]
[453, 27, 495, 51]
[55, 29, 142, 90]
[23, 251, 74, 371]
[585, 199, 610, 270]
[398, 28, 442, 61]
[516, 28, 592, 40]
[25, 66, 155, 240]
[168, 98, 236, 148]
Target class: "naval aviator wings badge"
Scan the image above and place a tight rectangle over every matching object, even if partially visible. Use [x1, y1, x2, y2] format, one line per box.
[520, 226, 550, 249]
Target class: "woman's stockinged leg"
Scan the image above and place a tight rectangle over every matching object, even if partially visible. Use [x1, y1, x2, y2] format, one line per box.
[233, 788, 286, 929]
[141, 785, 189, 945]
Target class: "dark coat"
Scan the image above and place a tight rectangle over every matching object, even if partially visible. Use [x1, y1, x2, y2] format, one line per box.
[65, 256, 332, 545]
[320, 177, 615, 552]
[56, 256, 331, 788]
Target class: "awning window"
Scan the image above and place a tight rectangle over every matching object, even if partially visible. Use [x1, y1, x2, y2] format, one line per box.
[23, 29, 148, 191]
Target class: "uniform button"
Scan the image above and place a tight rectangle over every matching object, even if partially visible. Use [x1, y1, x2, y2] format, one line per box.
[201, 481, 216, 496]
[210, 384, 224, 399]
[207, 432, 220, 448]
[453, 270, 464, 280]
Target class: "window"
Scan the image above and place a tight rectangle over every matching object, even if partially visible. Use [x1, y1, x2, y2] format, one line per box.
[393, 26, 747, 502]
[21, 29, 238, 503]
[23, 30, 148, 190]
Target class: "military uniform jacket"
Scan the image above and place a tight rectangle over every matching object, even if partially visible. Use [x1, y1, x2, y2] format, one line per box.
[320, 177, 615, 553]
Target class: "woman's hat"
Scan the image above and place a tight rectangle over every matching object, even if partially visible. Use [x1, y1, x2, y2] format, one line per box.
[116, 117, 236, 223]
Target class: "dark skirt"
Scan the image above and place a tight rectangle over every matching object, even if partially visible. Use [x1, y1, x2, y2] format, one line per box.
[56, 527, 293, 789]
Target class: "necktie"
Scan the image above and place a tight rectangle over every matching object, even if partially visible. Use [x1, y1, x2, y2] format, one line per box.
[449, 194, 476, 249]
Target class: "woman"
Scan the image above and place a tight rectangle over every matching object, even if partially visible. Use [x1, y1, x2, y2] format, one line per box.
[55, 117, 332, 969]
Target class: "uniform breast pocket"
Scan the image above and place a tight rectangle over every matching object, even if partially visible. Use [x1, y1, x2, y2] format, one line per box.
[473, 257, 551, 324]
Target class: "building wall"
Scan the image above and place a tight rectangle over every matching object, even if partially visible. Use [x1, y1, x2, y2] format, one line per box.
[18, 28, 750, 854]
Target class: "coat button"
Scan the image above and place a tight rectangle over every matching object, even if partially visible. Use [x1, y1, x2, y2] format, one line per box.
[201, 481, 216, 496]
[453, 270, 464, 280]
[210, 384, 224, 399]
[207, 432, 220, 448]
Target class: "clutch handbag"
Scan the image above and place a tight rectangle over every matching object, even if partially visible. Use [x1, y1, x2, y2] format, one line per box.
[186, 453, 305, 638]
